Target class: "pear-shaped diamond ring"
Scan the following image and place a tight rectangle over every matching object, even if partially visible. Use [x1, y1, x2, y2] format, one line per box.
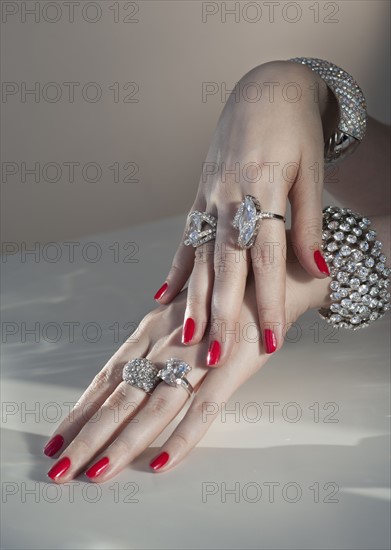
[157, 358, 194, 397]
[233, 195, 286, 249]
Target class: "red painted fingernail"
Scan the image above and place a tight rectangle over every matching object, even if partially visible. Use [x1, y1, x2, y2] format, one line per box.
[154, 282, 168, 301]
[47, 457, 71, 480]
[207, 340, 221, 366]
[264, 329, 277, 354]
[85, 457, 110, 479]
[314, 250, 330, 276]
[182, 317, 195, 344]
[150, 451, 169, 471]
[43, 434, 64, 457]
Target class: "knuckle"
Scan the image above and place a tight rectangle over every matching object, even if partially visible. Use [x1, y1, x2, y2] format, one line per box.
[90, 367, 113, 392]
[73, 436, 93, 454]
[171, 431, 190, 451]
[297, 216, 322, 239]
[186, 293, 204, 310]
[105, 383, 131, 410]
[147, 395, 170, 419]
[168, 262, 186, 280]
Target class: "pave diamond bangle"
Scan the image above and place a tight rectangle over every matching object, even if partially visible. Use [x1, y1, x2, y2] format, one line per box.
[319, 206, 390, 330]
[289, 57, 367, 164]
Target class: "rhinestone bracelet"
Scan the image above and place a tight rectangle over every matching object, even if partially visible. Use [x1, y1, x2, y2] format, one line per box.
[319, 206, 390, 330]
[289, 57, 367, 164]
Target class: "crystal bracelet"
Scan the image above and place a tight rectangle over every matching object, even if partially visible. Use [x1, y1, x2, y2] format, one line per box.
[319, 206, 390, 329]
[289, 57, 367, 164]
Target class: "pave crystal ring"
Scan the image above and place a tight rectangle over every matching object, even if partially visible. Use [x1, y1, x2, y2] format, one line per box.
[233, 195, 286, 249]
[184, 211, 217, 248]
[122, 358, 160, 394]
[157, 358, 194, 397]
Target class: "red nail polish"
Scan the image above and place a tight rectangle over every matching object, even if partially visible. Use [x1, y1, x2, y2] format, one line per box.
[85, 457, 110, 479]
[43, 434, 64, 457]
[264, 329, 277, 354]
[150, 451, 169, 471]
[314, 250, 330, 276]
[182, 317, 195, 344]
[47, 457, 71, 480]
[154, 282, 168, 301]
[207, 340, 221, 366]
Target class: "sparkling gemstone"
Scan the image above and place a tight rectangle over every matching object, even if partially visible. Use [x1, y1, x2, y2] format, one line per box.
[330, 314, 341, 324]
[331, 291, 342, 301]
[334, 231, 344, 241]
[346, 234, 357, 244]
[340, 288, 349, 297]
[341, 298, 351, 308]
[159, 359, 191, 387]
[351, 316, 360, 324]
[376, 263, 385, 272]
[350, 291, 361, 301]
[351, 250, 364, 262]
[237, 196, 258, 247]
[327, 242, 338, 252]
[352, 227, 362, 236]
[365, 257, 375, 268]
[366, 230, 376, 241]
[359, 241, 369, 251]
[339, 223, 351, 232]
[333, 255, 344, 267]
[369, 312, 379, 321]
[330, 281, 340, 291]
[345, 261, 357, 273]
[187, 213, 202, 246]
[337, 271, 349, 283]
[330, 303, 340, 312]
[359, 284, 369, 294]
[368, 273, 378, 283]
[340, 245, 352, 256]
[349, 278, 360, 289]
[357, 266, 369, 279]
[346, 216, 356, 225]
[328, 221, 339, 230]
[379, 254, 387, 263]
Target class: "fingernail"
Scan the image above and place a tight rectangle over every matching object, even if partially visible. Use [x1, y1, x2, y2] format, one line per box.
[47, 457, 71, 480]
[85, 457, 110, 479]
[150, 451, 169, 471]
[314, 250, 330, 276]
[182, 317, 195, 344]
[43, 434, 64, 457]
[264, 329, 277, 354]
[207, 340, 221, 366]
[154, 282, 168, 301]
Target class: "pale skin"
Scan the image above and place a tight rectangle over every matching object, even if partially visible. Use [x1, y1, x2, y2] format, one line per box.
[45, 216, 390, 482]
[44, 61, 390, 481]
[156, 60, 340, 364]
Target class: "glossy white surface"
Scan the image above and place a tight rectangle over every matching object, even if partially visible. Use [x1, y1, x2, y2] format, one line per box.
[1, 215, 390, 550]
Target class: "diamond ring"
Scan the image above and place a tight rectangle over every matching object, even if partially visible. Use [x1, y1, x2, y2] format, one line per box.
[233, 195, 286, 249]
[157, 358, 194, 397]
[184, 211, 217, 248]
[122, 358, 160, 394]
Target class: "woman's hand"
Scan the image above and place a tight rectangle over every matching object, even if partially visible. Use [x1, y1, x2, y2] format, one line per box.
[156, 60, 337, 366]
[43, 233, 331, 482]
